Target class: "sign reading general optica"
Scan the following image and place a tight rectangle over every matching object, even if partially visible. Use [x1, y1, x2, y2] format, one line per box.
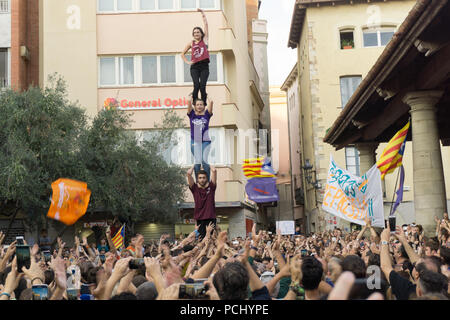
[110, 98, 190, 110]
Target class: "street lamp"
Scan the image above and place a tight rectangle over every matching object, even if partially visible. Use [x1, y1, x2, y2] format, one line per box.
[302, 159, 321, 189]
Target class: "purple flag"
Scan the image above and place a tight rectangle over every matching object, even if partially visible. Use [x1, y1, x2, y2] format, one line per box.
[391, 165, 405, 215]
[245, 178, 279, 203]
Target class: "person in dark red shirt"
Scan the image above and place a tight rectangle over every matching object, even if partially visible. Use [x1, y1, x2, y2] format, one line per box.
[187, 164, 217, 240]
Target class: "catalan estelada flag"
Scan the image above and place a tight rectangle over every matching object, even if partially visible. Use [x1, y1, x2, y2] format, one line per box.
[242, 157, 276, 178]
[111, 224, 125, 249]
[242, 157, 279, 203]
[376, 121, 410, 180]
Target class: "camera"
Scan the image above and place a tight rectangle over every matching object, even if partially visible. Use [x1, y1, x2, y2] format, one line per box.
[129, 258, 145, 269]
[179, 279, 209, 300]
[42, 250, 52, 263]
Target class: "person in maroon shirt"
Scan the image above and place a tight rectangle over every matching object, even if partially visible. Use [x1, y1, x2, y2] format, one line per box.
[187, 164, 217, 239]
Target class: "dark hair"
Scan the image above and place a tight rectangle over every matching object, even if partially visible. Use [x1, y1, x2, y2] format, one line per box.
[192, 27, 205, 39]
[301, 256, 323, 290]
[171, 249, 183, 257]
[399, 245, 409, 260]
[44, 269, 55, 285]
[213, 262, 249, 300]
[183, 245, 195, 252]
[425, 239, 439, 252]
[197, 169, 208, 178]
[132, 275, 148, 288]
[439, 246, 450, 265]
[193, 98, 205, 105]
[397, 270, 411, 280]
[418, 270, 448, 295]
[367, 252, 380, 267]
[110, 292, 137, 300]
[342, 255, 366, 279]
[426, 256, 443, 273]
[262, 257, 272, 263]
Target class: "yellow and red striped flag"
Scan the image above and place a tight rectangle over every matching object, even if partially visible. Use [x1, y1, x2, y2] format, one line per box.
[111, 224, 125, 249]
[242, 157, 276, 178]
[376, 121, 410, 180]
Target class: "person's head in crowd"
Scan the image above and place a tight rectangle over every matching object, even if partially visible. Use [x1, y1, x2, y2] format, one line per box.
[111, 292, 137, 300]
[136, 282, 158, 300]
[197, 170, 209, 186]
[100, 238, 107, 246]
[443, 212, 449, 221]
[416, 270, 448, 297]
[40, 229, 48, 237]
[262, 257, 272, 272]
[213, 262, 249, 300]
[327, 257, 342, 283]
[260, 271, 279, 298]
[439, 246, 450, 266]
[341, 255, 366, 279]
[424, 239, 440, 257]
[301, 256, 323, 292]
[132, 275, 148, 289]
[394, 244, 409, 264]
[367, 252, 380, 267]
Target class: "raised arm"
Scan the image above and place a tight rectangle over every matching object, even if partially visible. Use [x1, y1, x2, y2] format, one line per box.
[207, 98, 213, 115]
[181, 42, 193, 65]
[380, 227, 393, 283]
[198, 9, 208, 44]
[187, 95, 193, 115]
[210, 165, 217, 185]
[187, 165, 195, 188]
[394, 227, 419, 264]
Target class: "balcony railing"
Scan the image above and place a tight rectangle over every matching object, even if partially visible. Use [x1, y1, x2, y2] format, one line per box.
[0, 1, 9, 13]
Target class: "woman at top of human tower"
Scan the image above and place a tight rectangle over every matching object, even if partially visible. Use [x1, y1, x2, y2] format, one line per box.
[182, 8, 210, 107]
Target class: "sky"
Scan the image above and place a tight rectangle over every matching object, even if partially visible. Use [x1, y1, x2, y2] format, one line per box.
[259, 0, 298, 86]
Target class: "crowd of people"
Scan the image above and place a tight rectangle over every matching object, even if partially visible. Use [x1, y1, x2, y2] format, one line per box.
[0, 213, 448, 301]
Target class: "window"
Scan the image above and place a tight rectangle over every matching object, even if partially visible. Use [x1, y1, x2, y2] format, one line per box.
[160, 56, 176, 83]
[117, 0, 132, 11]
[345, 147, 360, 176]
[158, 0, 173, 10]
[0, 0, 9, 13]
[183, 54, 218, 82]
[142, 56, 157, 84]
[140, 0, 156, 10]
[120, 57, 134, 84]
[181, 0, 196, 8]
[100, 54, 222, 86]
[340, 76, 362, 108]
[363, 27, 395, 47]
[100, 57, 116, 85]
[0, 48, 7, 87]
[98, 0, 115, 11]
[139, 128, 228, 166]
[340, 30, 354, 49]
[199, 0, 215, 8]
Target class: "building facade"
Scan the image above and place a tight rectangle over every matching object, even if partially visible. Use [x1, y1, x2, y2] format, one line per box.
[287, 0, 419, 233]
[324, 0, 450, 236]
[35, 0, 269, 240]
[267, 85, 304, 230]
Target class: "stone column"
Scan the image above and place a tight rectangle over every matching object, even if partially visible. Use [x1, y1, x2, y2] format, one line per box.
[356, 142, 379, 175]
[402, 91, 447, 236]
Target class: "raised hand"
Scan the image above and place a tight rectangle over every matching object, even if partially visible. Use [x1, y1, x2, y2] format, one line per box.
[157, 283, 180, 300]
[49, 256, 67, 290]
